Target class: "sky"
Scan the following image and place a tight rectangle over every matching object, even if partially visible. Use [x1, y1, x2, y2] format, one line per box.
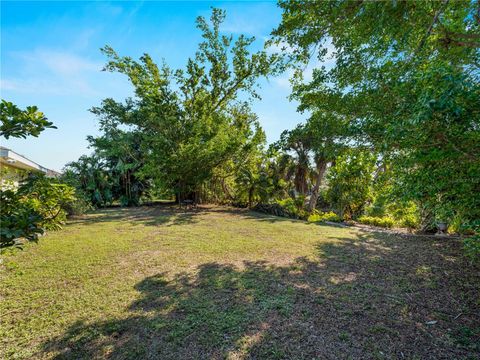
[1, 1, 312, 172]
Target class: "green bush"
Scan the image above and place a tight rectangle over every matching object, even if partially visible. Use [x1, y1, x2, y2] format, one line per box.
[357, 215, 395, 228]
[276, 197, 307, 219]
[0, 189, 44, 248]
[308, 211, 342, 223]
[276, 198, 296, 213]
[397, 214, 419, 229]
[62, 194, 93, 216]
[20, 175, 76, 230]
[0, 174, 77, 248]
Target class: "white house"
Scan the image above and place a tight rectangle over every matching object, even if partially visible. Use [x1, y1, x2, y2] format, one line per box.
[0, 146, 59, 188]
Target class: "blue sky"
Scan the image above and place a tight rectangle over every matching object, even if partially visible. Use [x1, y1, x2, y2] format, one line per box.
[1, 1, 311, 171]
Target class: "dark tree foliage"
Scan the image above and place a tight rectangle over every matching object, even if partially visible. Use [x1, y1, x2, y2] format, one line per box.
[62, 155, 114, 208]
[96, 9, 279, 202]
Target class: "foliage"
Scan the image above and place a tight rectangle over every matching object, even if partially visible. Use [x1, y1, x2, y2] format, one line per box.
[365, 172, 420, 229]
[62, 155, 114, 207]
[96, 9, 278, 202]
[276, 196, 307, 219]
[463, 221, 480, 262]
[0, 174, 75, 248]
[304, 112, 350, 211]
[0, 100, 56, 139]
[275, 124, 312, 196]
[18, 174, 76, 230]
[0, 189, 43, 248]
[254, 196, 307, 220]
[234, 155, 271, 207]
[60, 194, 93, 216]
[0, 101, 61, 249]
[326, 149, 376, 220]
[272, 0, 480, 233]
[88, 101, 152, 206]
[307, 211, 341, 223]
[357, 216, 395, 229]
[387, 65, 480, 230]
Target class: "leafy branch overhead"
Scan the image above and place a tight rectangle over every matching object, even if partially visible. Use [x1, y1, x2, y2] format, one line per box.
[272, 0, 480, 229]
[0, 100, 56, 139]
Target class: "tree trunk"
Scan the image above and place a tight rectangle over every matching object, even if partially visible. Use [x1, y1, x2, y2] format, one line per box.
[308, 159, 328, 212]
[294, 166, 308, 195]
[248, 186, 254, 208]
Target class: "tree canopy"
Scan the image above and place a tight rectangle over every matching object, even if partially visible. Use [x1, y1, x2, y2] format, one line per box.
[93, 8, 278, 202]
[272, 0, 480, 227]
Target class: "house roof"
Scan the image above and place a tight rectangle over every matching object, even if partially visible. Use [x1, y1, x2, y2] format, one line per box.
[0, 146, 59, 176]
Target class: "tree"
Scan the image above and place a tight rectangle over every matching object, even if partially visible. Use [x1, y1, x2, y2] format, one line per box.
[272, 0, 480, 228]
[304, 110, 350, 212]
[327, 149, 377, 220]
[0, 101, 62, 248]
[276, 124, 312, 196]
[1, 174, 76, 248]
[63, 155, 114, 207]
[89, 100, 150, 206]
[98, 9, 278, 202]
[0, 100, 56, 139]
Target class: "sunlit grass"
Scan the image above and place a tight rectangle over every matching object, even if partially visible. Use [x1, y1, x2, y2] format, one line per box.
[1, 205, 478, 359]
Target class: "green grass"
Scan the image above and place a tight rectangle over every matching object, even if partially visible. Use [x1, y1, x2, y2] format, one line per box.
[1, 205, 479, 359]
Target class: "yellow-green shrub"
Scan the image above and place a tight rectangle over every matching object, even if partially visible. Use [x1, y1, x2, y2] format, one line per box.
[357, 215, 394, 228]
[308, 211, 342, 223]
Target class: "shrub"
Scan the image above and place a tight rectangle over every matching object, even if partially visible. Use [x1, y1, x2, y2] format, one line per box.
[0, 189, 44, 248]
[62, 194, 93, 216]
[398, 214, 419, 229]
[357, 215, 395, 228]
[308, 211, 342, 223]
[0, 174, 77, 248]
[275, 197, 308, 219]
[20, 174, 76, 230]
[254, 197, 308, 220]
[276, 198, 297, 214]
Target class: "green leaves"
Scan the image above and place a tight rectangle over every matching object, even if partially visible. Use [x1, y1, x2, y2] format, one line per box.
[0, 189, 44, 248]
[327, 149, 377, 219]
[0, 100, 56, 139]
[18, 174, 76, 231]
[96, 8, 275, 200]
[273, 0, 480, 231]
[0, 175, 76, 248]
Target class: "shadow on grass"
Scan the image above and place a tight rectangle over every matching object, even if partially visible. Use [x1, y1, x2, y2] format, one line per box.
[69, 206, 204, 228]
[69, 205, 302, 229]
[41, 230, 480, 359]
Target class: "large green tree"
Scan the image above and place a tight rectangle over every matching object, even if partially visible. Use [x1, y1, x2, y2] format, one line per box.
[98, 9, 278, 202]
[272, 0, 480, 228]
[88, 100, 150, 206]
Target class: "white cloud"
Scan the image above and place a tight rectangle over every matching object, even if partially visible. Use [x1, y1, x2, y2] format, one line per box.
[2, 49, 103, 96]
[72, 28, 97, 50]
[213, 3, 279, 36]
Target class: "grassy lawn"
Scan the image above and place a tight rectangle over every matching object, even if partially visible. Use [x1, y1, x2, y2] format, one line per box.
[1, 205, 479, 359]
